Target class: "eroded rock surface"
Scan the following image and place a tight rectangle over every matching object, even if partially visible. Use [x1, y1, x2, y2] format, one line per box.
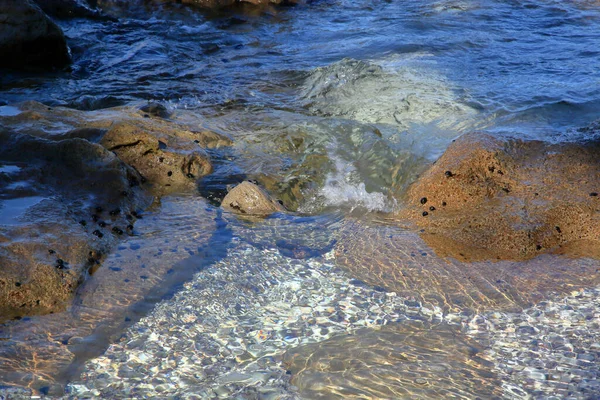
[0, 130, 151, 320]
[0, 0, 71, 69]
[0, 102, 231, 320]
[398, 133, 600, 262]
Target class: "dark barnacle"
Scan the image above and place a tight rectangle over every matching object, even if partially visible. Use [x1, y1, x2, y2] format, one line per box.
[167, 171, 173, 177]
[109, 208, 121, 216]
[92, 230, 104, 238]
[445, 171, 453, 178]
[112, 227, 124, 235]
[420, 197, 427, 205]
[429, 206, 436, 211]
[91, 214, 99, 222]
[48, 249, 56, 254]
[79, 220, 87, 226]
[95, 206, 103, 213]
[98, 221, 107, 228]
[422, 211, 429, 217]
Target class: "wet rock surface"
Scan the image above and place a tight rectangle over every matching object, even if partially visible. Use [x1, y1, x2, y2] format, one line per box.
[0, 102, 231, 320]
[100, 122, 213, 195]
[397, 132, 600, 262]
[222, 181, 285, 216]
[0, 130, 150, 321]
[0, 0, 71, 69]
[0, 196, 219, 395]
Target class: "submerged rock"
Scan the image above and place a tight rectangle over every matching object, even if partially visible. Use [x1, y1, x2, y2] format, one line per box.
[0, 0, 71, 70]
[222, 181, 285, 216]
[284, 320, 503, 399]
[0, 102, 232, 320]
[0, 130, 151, 321]
[336, 218, 600, 314]
[397, 132, 600, 262]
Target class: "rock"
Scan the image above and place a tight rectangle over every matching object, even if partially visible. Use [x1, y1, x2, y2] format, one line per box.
[0, 130, 151, 321]
[397, 132, 600, 262]
[222, 181, 285, 216]
[139, 102, 172, 119]
[336, 218, 600, 313]
[100, 121, 214, 195]
[0, 0, 71, 70]
[0, 101, 231, 320]
[178, 0, 301, 8]
[32, 0, 111, 20]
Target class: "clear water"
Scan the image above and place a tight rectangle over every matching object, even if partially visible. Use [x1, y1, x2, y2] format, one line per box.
[2, 0, 600, 396]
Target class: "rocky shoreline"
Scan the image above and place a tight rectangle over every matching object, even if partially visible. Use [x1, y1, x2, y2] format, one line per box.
[1, 0, 600, 397]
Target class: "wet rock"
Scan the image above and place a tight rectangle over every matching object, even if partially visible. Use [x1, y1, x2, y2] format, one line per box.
[0, 130, 151, 321]
[222, 181, 285, 216]
[336, 218, 600, 313]
[0, 0, 71, 70]
[177, 0, 301, 9]
[138, 102, 172, 119]
[100, 122, 214, 195]
[397, 132, 600, 262]
[32, 0, 111, 20]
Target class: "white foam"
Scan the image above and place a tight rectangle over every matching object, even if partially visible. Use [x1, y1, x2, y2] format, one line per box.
[317, 154, 391, 213]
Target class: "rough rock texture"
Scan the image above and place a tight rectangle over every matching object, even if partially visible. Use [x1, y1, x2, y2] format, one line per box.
[0, 130, 151, 321]
[0, 102, 231, 320]
[397, 133, 600, 262]
[222, 181, 285, 215]
[100, 122, 214, 195]
[0, 0, 71, 69]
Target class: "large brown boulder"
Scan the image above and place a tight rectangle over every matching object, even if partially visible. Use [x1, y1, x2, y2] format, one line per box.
[222, 181, 285, 215]
[397, 132, 600, 262]
[0, 0, 71, 69]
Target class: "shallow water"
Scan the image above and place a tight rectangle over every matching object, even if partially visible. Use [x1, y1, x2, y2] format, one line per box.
[2, 0, 600, 397]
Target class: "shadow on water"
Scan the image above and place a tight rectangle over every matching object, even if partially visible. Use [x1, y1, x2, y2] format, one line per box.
[63, 207, 234, 390]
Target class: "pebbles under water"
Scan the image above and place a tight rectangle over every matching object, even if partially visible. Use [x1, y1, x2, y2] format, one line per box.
[59, 241, 600, 399]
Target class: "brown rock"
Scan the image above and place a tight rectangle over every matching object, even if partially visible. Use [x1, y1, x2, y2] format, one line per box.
[397, 132, 600, 262]
[0, 131, 151, 321]
[100, 122, 213, 194]
[222, 181, 285, 215]
[0, 0, 71, 69]
[336, 218, 600, 313]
